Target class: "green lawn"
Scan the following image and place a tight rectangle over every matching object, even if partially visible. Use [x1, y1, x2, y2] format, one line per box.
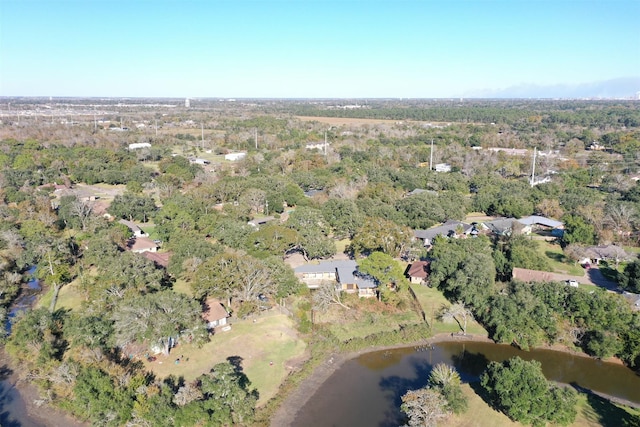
[536, 240, 585, 275]
[409, 284, 488, 337]
[328, 310, 421, 342]
[141, 310, 306, 406]
[172, 278, 194, 296]
[37, 275, 87, 312]
[442, 384, 640, 427]
[335, 238, 350, 254]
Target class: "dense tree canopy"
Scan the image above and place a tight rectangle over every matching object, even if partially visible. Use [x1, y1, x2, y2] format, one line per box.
[481, 357, 577, 426]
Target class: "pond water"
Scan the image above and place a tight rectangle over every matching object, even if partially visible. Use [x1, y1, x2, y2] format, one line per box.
[4, 266, 41, 334]
[1, 266, 47, 426]
[292, 341, 640, 427]
[0, 378, 45, 427]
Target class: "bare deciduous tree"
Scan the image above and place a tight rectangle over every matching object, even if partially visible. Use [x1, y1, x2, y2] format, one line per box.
[440, 302, 473, 335]
[71, 198, 93, 231]
[312, 280, 350, 312]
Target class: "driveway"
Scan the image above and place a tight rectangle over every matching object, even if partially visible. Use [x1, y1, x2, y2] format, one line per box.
[546, 267, 619, 292]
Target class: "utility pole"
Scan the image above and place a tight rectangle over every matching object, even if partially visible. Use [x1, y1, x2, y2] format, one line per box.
[255, 128, 258, 150]
[530, 147, 537, 187]
[155, 119, 158, 137]
[429, 139, 434, 170]
[324, 131, 328, 156]
[201, 123, 205, 150]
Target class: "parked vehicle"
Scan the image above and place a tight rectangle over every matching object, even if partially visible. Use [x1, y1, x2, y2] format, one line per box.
[566, 280, 579, 288]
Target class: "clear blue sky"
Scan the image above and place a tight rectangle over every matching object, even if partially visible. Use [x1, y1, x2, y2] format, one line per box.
[1, 0, 638, 98]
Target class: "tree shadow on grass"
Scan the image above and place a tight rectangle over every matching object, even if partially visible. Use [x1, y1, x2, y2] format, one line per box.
[226, 355, 244, 373]
[571, 383, 640, 427]
[545, 251, 567, 263]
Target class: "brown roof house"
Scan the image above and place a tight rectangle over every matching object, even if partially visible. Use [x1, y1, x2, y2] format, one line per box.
[203, 298, 230, 331]
[127, 237, 158, 253]
[406, 260, 430, 284]
[141, 251, 172, 268]
[512, 267, 556, 283]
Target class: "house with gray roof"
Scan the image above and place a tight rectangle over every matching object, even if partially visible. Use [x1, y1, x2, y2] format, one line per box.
[294, 260, 377, 297]
[583, 245, 633, 266]
[414, 220, 474, 246]
[119, 219, 148, 238]
[483, 217, 518, 237]
[516, 215, 563, 234]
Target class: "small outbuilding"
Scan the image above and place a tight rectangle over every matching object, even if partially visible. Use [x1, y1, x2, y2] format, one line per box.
[203, 298, 229, 330]
[406, 260, 430, 284]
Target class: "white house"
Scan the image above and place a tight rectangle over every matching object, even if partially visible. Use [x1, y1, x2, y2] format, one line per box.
[434, 163, 452, 173]
[128, 142, 152, 150]
[203, 298, 229, 330]
[224, 152, 247, 161]
[127, 237, 158, 254]
[118, 219, 148, 238]
[191, 158, 210, 165]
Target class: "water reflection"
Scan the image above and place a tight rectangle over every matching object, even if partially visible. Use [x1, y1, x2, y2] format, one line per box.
[4, 266, 42, 334]
[292, 341, 640, 427]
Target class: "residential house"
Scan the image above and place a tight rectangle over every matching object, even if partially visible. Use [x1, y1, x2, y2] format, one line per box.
[128, 142, 152, 150]
[512, 267, 556, 283]
[335, 264, 377, 297]
[224, 152, 247, 161]
[294, 260, 377, 297]
[406, 260, 430, 284]
[247, 216, 276, 228]
[202, 298, 229, 330]
[583, 245, 632, 266]
[405, 188, 437, 197]
[414, 220, 474, 247]
[516, 215, 564, 235]
[119, 219, 148, 238]
[305, 142, 329, 151]
[487, 147, 529, 156]
[483, 217, 518, 237]
[303, 189, 324, 198]
[127, 237, 158, 254]
[434, 163, 452, 173]
[141, 251, 172, 268]
[190, 158, 210, 165]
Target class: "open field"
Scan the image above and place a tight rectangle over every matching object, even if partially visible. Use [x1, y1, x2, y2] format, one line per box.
[75, 183, 126, 200]
[140, 310, 306, 406]
[326, 308, 421, 342]
[409, 283, 489, 336]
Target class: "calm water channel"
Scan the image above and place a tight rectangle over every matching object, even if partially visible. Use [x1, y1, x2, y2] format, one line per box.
[292, 341, 640, 427]
[1, 266, 47, 426]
